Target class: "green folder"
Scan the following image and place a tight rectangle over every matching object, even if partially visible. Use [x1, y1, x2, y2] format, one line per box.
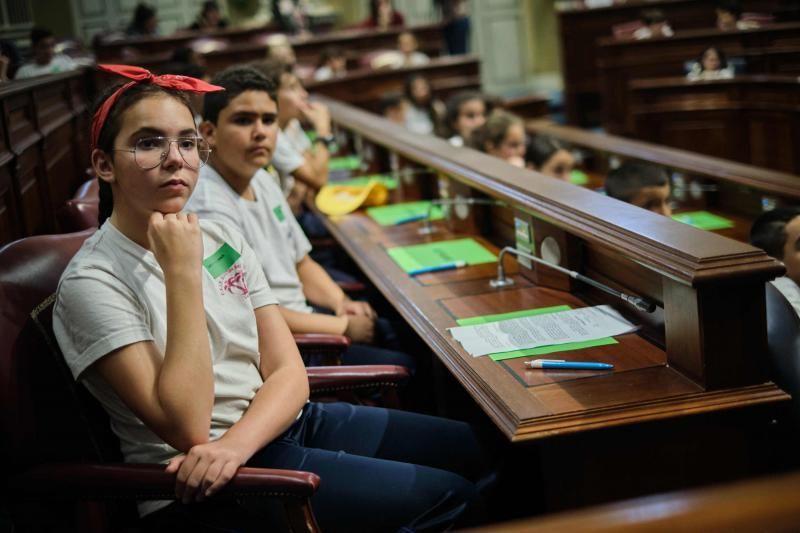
[332, 174, 398, 190]
[672, 211, 734, 231]
[367, 201, 444, 226]
[328, 155, 363, 171]
[387, 238, 497, 273]
[456, 305, 618, 361]
[569, 169, 590, 186]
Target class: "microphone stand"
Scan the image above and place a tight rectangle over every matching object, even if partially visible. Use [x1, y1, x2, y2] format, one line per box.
[490, 246, 656, 313]
[418, 198, 508, 235]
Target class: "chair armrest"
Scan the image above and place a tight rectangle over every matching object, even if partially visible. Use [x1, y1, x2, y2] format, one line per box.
[294, 333, 350, 366]
[307, 364, 411, 394]
[336, 280, 367, 294]
[10, 463, 319, 501]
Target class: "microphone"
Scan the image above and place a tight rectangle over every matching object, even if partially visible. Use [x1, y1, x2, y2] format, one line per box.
[418, 197, 508, 235]
[490, 246, 656, 313]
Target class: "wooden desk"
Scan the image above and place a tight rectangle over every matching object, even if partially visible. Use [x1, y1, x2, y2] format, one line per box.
[526, 120, 800, 242]
[306, 56, 480, 113]
[556, 0, 790, 126]
[0, 69, 92, 247]
[597, 22, 800, 134]
[629, 75, 800, 174]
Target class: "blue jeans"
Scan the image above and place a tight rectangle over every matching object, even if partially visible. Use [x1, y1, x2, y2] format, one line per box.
[142, 402, 487, 532]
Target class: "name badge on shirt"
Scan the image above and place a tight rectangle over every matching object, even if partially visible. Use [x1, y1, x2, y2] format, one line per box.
[273, 205, 286, 222]
[203, 243, 250, 296]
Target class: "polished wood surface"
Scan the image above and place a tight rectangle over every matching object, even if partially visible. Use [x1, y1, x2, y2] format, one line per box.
[526, 119, 800, 242]
[306, 55, 480, 113]
[597, 22, 800, 134]
[318, 97, 788, 442]
[468, 469, 800, 532]
[0, 69, 91, 246]
[629, 75, 800, 174]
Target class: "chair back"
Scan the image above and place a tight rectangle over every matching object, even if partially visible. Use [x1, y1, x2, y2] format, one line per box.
[57, 179, 100, 232]
[0, 229, 121, 474]
[765, 282, 800, 419]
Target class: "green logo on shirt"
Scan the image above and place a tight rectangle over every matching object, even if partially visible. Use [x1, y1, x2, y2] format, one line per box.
[203, 242, 241, 279]
[273, 205, 286, 222]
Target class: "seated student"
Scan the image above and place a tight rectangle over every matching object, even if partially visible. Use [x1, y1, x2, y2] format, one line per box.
[443, 90, 487, 147]
[126, 3, 158, 36]
[403, 73, 445, 135]
[379, 92, 407, 125]
[313, 45, 347, 81]
[54, 63, 487, 532]
[716, 0, 767, 30]
[358, 0, 406, 29]
[750, 207, 800, 317]
[15, 27, 78, 80]
[188, 66, 414, 370]
[525, 136, 575, 182]
[189, 1, 228, 31]
[634, 9, 674, 39]
[468, 110, 526, 167]
[687, 46, 735, 81]
[371, 32, 430, 69]
[605, 161, 673, 216]
[272, 0, 311, 36]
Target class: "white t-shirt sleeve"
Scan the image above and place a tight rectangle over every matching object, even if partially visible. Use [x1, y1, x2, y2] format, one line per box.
[54, 271, 154, 380]
[272, 130, 305, 176]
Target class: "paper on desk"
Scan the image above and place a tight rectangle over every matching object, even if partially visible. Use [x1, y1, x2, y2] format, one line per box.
[328, 155, 363, 171]
[387, 238, 496, 273]
[367, 201, 444, 226]
[449, 305, 636, 357]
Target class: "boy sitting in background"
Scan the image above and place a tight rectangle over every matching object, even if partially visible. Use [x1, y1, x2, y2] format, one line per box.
[750, 207, 800, 317]
[187, 65, 414, 370]
[605, 161, 672, 216]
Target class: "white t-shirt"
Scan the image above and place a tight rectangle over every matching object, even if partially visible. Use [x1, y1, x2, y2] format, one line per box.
[448, 135, 465, 147]
[187, 165, 314, 313]
[405, 105, 434, 135]
[53, 219, 277, 515]
[772, 276, 800, 319]
[15, 54, 78, 79]
[272, 128, 306, 196]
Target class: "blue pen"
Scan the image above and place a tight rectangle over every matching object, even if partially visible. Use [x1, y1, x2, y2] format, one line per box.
[408, 260, 466, 276]
[394, 213, 427, 225]
[524, 359, 614, 370]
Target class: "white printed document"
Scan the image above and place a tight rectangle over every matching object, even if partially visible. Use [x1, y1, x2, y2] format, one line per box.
[449, 305, 637, 357]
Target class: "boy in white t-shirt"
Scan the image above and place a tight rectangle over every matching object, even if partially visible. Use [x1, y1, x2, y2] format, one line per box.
[15, 27, 77, 80]
[188, 65, 415, 370]
[750, 207, 800, 318]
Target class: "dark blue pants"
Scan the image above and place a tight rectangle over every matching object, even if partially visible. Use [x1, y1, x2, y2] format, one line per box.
[142, 402, 487, 532]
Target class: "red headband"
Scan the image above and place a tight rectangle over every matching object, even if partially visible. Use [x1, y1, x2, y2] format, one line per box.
[91, 64, 224, 149]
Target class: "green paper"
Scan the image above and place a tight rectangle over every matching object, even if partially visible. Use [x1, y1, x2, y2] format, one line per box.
[672, 211, 734, 231]
[367, 201, 444, 226]
[203, 243, 241, 279]
[332, 174, 398, 190]
[328, 155, 363, 171]
[387, 238, 497, 273]
[456, 305, 618, 361]
[569, 169, 590, 186]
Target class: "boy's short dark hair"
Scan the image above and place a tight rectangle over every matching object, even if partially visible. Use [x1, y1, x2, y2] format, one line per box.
[378, 92, 404, 115]
[30, 27, 53, 47]
[605, 161, 670, 202]
[249, 59, 292, 88]
[203, 65, 277, 124]
[750, 207, 800, 260]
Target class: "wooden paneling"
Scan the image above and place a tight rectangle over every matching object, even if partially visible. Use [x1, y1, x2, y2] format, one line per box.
[629, 75, 800, 174]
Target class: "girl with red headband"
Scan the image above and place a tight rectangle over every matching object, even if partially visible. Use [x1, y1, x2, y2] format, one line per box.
[52, 65, 490, 530]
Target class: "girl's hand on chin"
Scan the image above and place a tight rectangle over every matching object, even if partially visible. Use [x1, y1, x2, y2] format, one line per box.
[147, 211, 203, 277]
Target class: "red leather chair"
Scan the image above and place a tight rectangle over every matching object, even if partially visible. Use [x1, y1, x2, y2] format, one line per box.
[0, 230, 409, 531]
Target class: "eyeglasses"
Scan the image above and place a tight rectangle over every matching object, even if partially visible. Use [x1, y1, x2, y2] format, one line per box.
[114, 136, 211, 170]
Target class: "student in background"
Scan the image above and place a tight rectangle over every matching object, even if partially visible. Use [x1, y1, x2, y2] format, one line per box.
[15, 27, 78, 80]
[633, 9, 674, 39]
[525, 136, 575, 182]
[716, 0, 767, 30]
[126, 3, 158, 36]
[371, 32, 430, 69]
[443, 91, 486, 146]
[313, 45, 347, 81]
[687, 46, 734, 80]
[403, 74, 445, 135]
[189, 66, 415, 370]
[190, 0, 228, 31]
[55, 64, 487, 532]
[358, 0, 406, 29]
[605, 161, 672, 216]
[469, 110, 526, 167]
[379, 92, 407, 125]
[750, 207, 800, 317]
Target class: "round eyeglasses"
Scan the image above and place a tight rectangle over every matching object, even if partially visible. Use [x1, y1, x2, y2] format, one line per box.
[114, 136, 212, 170]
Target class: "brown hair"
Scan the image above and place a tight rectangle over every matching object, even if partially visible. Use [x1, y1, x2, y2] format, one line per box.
[467, 110, 522, 153]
